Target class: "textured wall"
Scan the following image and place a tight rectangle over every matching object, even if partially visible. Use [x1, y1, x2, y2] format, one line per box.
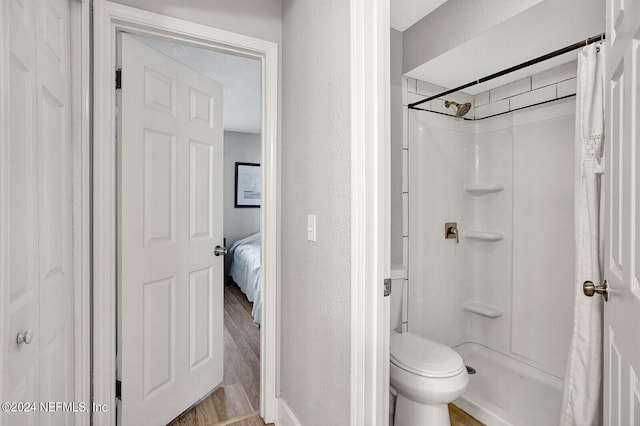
[280, 0, 351, 424]
[224, 131, 261, 247]
[402, 0, 543, 74]
[110, 0, 282, 44]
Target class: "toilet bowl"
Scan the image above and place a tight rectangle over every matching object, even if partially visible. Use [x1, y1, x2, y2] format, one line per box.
[390, 332, 469, 426]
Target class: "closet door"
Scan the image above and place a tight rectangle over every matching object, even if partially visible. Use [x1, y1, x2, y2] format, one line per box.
[1, 0, 74, 424]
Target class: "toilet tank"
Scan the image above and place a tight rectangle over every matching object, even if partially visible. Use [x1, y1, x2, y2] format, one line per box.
[390, 265, 407, 332]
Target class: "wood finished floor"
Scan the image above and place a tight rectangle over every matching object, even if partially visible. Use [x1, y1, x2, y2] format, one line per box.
[168, 285, 270, 426]
[449, 403, 486, 426]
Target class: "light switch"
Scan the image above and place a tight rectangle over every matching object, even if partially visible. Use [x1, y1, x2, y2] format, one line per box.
[307, 215, 317, 241]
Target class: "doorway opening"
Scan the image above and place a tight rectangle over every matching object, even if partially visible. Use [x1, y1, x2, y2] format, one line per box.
[92, 3, 279, 425]
[115, 33, 264, 424]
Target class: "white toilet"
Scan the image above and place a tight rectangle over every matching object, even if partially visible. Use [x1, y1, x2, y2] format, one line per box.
[390, 332, 469, 425]
[390, 331, 469, 425]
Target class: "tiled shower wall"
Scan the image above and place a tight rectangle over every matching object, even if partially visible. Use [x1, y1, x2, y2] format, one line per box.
[399, 60, 578, 332]
[404, 60, 577, 121]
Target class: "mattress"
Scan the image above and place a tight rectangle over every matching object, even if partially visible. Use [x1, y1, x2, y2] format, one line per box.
[227, 232, 261, 324]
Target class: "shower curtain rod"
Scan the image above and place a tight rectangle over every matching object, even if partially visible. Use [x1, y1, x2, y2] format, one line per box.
[408, 32, 605, 110]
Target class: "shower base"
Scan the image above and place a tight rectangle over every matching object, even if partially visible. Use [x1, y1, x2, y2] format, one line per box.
[453, 342, 563, 426]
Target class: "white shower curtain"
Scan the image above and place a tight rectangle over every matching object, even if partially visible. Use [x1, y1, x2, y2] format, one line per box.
[560, 43, 605, 426]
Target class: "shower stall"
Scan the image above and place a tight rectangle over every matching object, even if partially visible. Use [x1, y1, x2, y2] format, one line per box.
[405, 66, 580, 424]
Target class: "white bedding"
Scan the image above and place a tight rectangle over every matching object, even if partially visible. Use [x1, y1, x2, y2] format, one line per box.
[227, 232, 261, 324]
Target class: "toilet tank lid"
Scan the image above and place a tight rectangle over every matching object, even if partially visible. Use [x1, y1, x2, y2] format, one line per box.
[390, 332, 465, 377]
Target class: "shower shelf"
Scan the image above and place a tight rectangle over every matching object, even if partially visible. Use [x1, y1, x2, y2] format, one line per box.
[463, 231, 504, 241]
[462, 301, 503, 318]
[463, 184, 504, 195]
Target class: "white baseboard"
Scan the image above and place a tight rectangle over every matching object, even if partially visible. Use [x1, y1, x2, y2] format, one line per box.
[276, 398, 302, 426]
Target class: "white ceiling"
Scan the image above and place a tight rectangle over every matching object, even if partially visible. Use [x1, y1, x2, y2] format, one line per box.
[136, 35, 262, 134]
[390, 0, 448, 31]
[400, 0, 605, 95]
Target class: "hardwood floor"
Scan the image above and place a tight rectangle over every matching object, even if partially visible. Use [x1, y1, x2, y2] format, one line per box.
[226, 404, 482, 426]
[212, 412, 271, 426]
[168, 285, 267, 426]
[449, 403, 486, 426]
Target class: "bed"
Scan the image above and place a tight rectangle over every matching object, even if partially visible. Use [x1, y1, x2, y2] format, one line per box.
[226, 232, 261, 324]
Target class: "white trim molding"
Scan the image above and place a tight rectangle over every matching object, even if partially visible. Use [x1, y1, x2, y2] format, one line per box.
[276, 398, 303, 426]
[350, 0, 390, 425]
[70, 1, 92, 424]
[92, 2, 280, 424]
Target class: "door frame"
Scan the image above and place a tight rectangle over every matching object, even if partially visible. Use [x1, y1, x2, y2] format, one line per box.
[91, 1, 280, 424]
[70, 1, 92, 423]
[350, 0, 390, 424]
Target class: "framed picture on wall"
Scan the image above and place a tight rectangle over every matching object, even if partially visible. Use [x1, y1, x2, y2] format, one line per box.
[235, 162, 261, 208]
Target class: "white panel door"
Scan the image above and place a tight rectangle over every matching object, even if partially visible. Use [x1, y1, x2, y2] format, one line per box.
[1, 0, 74, 424]
[120, 34, 224, 426]
[603, 0, 640, 424]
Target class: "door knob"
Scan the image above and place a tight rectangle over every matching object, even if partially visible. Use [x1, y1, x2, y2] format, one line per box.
[16, 329, 33, 345]
[213, 245, 227, 256]
[583, 280, 608, 302]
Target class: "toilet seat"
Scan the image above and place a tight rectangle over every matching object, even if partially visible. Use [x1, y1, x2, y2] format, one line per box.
[390, 332, 465, 378]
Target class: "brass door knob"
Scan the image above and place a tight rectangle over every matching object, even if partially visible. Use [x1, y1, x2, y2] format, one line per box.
[583, 280, 608, 302]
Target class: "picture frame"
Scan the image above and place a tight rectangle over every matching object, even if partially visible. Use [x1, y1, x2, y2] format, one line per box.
[234, 162, 261, 208]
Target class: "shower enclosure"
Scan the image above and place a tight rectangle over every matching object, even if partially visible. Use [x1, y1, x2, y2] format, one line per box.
[405, 72, 578, 424]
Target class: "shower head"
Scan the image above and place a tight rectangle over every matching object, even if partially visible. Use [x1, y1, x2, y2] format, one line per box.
[444, 100, 472, 117]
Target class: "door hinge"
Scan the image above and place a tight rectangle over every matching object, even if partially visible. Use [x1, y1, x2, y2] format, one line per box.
[115, 68, 122, 90]
[384, 278, 392, 297]
[116, 380, 122, 400]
